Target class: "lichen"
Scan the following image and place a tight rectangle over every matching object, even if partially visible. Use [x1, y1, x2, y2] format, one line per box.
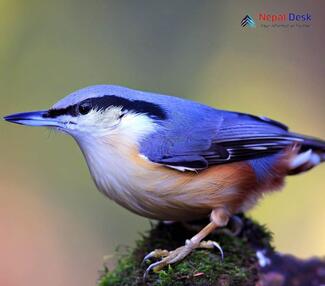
[98, 215, 272, 286]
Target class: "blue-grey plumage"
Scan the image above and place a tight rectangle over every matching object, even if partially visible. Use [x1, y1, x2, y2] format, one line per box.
[4, 85, 325, 275]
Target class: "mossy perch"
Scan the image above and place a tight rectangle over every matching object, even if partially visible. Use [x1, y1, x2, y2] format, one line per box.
[98, 215, 325, 286]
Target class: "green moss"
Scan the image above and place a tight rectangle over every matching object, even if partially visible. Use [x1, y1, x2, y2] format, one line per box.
[98, 255, 142, 286]
[98, 215, 272, 286]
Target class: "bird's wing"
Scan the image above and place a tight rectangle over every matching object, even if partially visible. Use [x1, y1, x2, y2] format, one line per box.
[140, 111, 301, 171]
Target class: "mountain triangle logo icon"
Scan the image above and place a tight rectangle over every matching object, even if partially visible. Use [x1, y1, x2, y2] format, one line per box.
[241, 15, 256, 28]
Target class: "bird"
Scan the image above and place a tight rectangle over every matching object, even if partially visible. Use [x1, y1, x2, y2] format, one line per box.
[4, 85, 325, 277]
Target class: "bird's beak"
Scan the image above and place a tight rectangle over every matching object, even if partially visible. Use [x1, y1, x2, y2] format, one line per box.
[3, 110, 61, 127]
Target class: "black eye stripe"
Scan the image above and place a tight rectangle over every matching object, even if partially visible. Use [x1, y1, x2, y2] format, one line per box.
[43, 105, 78, 118]
[44, 95, 167, 120]
[90, 96, 167, 120]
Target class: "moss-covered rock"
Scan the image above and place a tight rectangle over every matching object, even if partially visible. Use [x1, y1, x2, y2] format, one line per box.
[98, 215, 272, 286]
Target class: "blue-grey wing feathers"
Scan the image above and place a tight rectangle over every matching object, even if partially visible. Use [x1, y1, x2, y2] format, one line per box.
[140, 109, 300, 170]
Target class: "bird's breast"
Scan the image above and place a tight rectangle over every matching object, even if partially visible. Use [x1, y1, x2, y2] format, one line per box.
[76, 136, 277, 221]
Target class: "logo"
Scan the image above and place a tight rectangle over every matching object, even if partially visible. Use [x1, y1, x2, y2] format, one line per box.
[241, 15, 256, 28]
[241, 13, 312, 29]
[258, 13, 311, 22]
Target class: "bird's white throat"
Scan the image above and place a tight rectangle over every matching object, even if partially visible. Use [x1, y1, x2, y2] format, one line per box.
[70, 112, 160, 215]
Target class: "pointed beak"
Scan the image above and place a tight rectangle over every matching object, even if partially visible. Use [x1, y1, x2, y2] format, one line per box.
[3, 110, 61, 127]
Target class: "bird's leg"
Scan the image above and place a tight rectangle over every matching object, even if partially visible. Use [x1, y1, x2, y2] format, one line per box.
[143, 208, 230, 279]
[181, 215, 243, 236]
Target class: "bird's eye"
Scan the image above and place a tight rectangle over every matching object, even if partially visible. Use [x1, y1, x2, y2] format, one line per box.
[78, 102, 92, 115]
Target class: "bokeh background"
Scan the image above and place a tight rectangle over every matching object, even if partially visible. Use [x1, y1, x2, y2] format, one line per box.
[1, 0, 324, 285]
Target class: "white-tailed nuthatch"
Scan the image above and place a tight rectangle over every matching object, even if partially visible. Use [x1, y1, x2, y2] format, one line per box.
[4, 85, 325, 276]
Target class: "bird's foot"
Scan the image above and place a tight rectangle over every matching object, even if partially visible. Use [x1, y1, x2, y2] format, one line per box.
[143, 240, 223, 280]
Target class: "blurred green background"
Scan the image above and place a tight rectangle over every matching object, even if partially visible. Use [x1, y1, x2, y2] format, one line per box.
[1, 0, 324, 285]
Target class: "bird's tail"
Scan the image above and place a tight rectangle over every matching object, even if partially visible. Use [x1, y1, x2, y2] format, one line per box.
[287, 132, 325, 175]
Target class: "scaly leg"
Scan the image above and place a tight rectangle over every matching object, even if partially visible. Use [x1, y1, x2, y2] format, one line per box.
[143, 208, 230, 280]
[181, 215, 243, 236]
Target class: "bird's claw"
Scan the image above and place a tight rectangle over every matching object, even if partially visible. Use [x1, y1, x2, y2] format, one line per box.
[198, 240, 224, 261]
[143, 259, 167, 281]
[143, 240, 223, 281]
[141, 249, 169, 265]
[227, 215, 244, 237]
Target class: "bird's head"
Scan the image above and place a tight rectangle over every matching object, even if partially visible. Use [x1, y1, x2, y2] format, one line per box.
[4, 85, 168, 144]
